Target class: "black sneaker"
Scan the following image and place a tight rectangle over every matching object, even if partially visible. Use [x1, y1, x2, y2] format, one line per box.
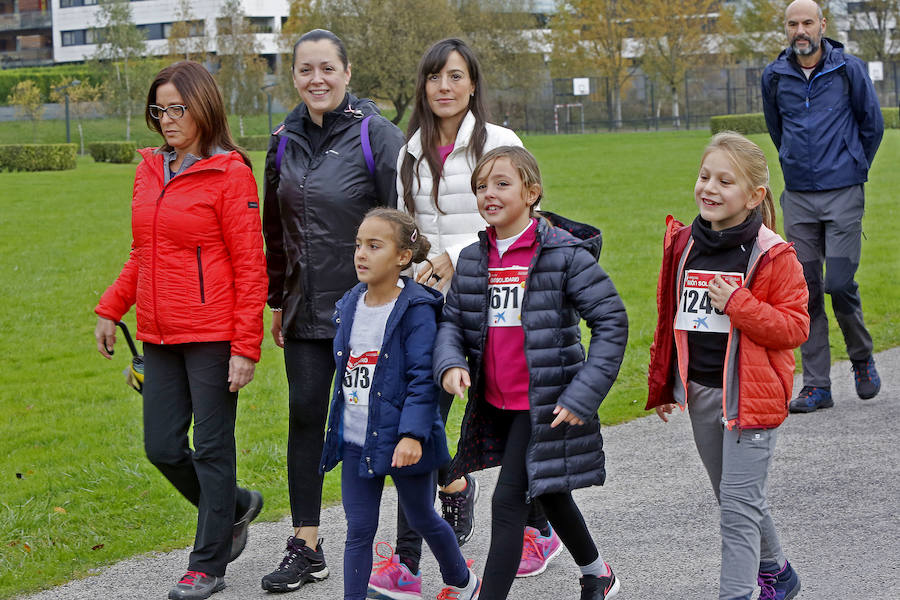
[439, 473, 479, 546]
[230, 489, 263, 562]
[168, 571, 225, 600]
[261, 537, 329, 593]
[579, 564, 620, 599]
[851, 356, 881, 400]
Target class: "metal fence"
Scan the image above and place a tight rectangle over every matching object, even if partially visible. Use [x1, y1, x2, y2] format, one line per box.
[501, 63, 900, 135]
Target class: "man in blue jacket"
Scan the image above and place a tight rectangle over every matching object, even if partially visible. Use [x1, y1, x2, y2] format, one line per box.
[762, 0, 883, 413]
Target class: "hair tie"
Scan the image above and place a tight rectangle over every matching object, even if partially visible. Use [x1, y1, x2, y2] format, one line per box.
[410, 228, 418, 243]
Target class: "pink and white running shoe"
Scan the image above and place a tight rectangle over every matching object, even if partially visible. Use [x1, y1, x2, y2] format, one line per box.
[367, 542, 422, 600]
[516, 525, 563, 578]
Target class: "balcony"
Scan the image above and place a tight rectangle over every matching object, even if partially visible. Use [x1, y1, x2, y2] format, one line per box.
[0, 47, 53, 67]
[0, 11, 52, 33]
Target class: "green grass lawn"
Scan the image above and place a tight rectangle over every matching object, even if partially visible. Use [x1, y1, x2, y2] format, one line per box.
[1, 130, 897, 598]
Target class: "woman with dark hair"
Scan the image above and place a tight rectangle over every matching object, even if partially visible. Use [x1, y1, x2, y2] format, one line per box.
[366, 38, 554, 600]
[260, 29, 404, 593]
[94, 60, 267, 600]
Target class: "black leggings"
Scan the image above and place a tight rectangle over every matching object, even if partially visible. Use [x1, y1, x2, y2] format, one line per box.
[480, 409, 599, 600]
[284, 338, 335, 528]
[395, 393, 549, 569]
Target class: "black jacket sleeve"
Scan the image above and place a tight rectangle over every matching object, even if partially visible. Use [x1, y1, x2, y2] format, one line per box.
[367, 115, 405, 207]
[262, 132, 285, 309]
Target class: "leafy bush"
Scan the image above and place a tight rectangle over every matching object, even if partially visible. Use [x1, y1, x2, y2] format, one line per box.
[237, 135, 270, 151]
[713, 108, 900, 135]
[0, 144, 77, 171]
[0, 67, 99, 107]
[88, 141, 137, 164]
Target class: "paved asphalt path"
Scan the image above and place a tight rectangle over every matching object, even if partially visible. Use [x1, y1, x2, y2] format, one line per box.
[18, 349, 899, 600]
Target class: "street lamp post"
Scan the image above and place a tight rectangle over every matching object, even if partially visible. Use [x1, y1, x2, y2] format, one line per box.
[53, 79, 81, 144]
[261, 83, 277, 133]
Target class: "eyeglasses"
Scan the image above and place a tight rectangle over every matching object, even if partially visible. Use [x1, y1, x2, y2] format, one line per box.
[148, 104, 187, 120]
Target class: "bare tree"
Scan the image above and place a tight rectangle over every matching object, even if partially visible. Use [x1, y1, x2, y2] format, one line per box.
[215, 0, 268, 136]
[50, 78, 101, 154]
[847, 0, 900, 61]
[167, 0, 209, 63]
[551, 0, 642, 128]
[93, 0, 148, 140]
[632, 0, 734, 128]
[9, 80, 43, 142]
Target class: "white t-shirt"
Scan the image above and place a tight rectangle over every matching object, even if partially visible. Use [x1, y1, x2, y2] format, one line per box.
[341, 291, 397, 447]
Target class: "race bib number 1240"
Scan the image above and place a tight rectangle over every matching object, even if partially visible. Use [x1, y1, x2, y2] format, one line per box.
[674, 270, 744, 333]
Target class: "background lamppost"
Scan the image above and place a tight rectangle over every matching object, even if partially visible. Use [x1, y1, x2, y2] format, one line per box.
[261, 82, 277, 133]
[53, 80, 81, 143]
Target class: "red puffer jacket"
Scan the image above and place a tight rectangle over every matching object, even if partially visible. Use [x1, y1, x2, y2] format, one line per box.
[95, 149, 267, 361]
[647, 216, 809, 429]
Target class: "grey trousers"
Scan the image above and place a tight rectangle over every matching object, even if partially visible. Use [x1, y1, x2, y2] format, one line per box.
[686, 381, 786, 600]
[782, 185, 874, 388]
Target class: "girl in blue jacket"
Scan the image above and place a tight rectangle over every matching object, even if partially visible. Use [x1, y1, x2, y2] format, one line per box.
[320, 207, 480, 600]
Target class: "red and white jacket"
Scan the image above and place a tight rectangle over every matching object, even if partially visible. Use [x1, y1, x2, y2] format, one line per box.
[95, 149, 267, 361]
[647, 216, 809, 429]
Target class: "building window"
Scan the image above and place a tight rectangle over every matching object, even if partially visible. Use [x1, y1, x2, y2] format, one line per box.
[60, 0, 98, 7]
[61, 28, 98, 46]
[136, 22, 173, 40]
[249, 17, 274, 33]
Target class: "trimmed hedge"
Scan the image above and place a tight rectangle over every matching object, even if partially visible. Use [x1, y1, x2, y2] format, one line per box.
[237, 135, 270, 151]
[0, 144, 77, 171]
[0, 67, 99, 106]
[711, 107, 900, 135]
[88, 141, 137, 164]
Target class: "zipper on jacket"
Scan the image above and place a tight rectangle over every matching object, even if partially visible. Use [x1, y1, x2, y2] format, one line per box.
[805, 63, 845, 108]
[152, 190, 166, 342]
[196, 246, 206, 304]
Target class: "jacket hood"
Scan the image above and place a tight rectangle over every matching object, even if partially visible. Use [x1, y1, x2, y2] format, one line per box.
[336, 276, 443, 315]
[406, 111, 476, 160]
[282, 92, 381, 135]
[538, 211, 603, 259]
[137, 148, 244, 180]
[774, 37, 845, 73]
[664, 215, 792, 259]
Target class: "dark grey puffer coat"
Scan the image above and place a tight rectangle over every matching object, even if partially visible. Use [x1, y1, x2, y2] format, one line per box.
[263, 93, 404, 339]
[433, 213, 628, 499]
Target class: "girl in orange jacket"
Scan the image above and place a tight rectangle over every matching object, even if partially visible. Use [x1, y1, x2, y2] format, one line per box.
[647, 132, 809, 600]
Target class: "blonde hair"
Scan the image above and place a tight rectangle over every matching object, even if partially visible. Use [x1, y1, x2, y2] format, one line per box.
[471, 146, 543, 215]
[701, 131, 776, 230]
[362, 208, 432, 270]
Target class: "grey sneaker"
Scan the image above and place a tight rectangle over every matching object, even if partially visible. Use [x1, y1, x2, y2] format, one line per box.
[168, 571, 225, 600]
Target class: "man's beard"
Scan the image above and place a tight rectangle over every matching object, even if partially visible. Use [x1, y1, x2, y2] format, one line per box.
[791, 32, 821, 56]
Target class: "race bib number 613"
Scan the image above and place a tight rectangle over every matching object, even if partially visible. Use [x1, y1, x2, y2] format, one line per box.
[674, 270, 744, 333]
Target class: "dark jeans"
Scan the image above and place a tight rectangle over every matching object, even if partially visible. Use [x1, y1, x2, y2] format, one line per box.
[480, 409, 599, 600]
[342, 444, 469, 600]
[395, 392, 548, 568]
[285, 338, 335, 527]
[142, 342, 252, 576]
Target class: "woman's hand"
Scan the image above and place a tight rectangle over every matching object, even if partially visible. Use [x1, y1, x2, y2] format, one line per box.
[271, 310, 285, 348]
[442, 367, 470, 397]
[708, 275, 739, 312]
[95, 317, 117, 359]
[391, 437, 423, 468]
[550, 405, 585, 428]
[655, 403, 678, 423]
[228, 356, 256, 392]
[416, 252, 453, 292]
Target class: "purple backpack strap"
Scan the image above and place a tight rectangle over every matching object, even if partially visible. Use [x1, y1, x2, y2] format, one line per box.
[360, 115, 375, 176]
[274, 134, 288, 172]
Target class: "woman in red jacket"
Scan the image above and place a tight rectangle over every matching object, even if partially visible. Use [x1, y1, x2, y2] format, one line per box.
[93, 61, 267, 600]
[647, 132, 809, 600]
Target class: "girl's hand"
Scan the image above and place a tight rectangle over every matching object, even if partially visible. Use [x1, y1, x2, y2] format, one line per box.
[392, 437, 423, 467]
[95, 317, 116, 359]
[228, 356, 256, 392]
[708, 275, 739, 312]
[550, 405, 584, 428]
[655, 403, 678, 423]
[271, 310, 285, 348]
[416, 252, 453, 292]
[442, 367, 471, 397]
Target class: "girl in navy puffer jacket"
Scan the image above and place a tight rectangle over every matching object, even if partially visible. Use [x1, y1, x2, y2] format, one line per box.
[435, 147, 628, 600]
[320, 208, 481, 600]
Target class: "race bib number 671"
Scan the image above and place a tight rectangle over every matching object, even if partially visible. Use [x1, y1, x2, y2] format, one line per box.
[488, 266, 528, 327]
[674, 270, 744, 333]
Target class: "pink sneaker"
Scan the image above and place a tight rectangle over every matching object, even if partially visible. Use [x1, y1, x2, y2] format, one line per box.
[367, 542, 422, 600]
[516, 525, 563, 578]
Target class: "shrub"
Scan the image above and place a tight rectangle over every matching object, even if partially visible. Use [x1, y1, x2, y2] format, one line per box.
[88, 141, 137, 164]
[0, 144, 77, 171]
[237, 135, 270, 151]
[709, 113, 768, 135]
[712, 108, 899, 136]
[0, 67, 99, 107]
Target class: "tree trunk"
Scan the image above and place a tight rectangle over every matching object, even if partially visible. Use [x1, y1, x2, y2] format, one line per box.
[671, 86, 681, 129]
[392, 95, 409, 125]
[78, 123, 84, 155]
[613, 84, 623, 129]
[239, 114, 245, 137]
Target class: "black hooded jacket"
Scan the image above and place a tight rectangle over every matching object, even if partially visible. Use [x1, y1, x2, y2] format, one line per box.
[263, 93, 404, 339]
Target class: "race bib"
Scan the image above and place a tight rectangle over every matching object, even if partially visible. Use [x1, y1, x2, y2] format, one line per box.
[674, 270, 744, 333]
[342, 350, 379, 407]
[488, 266, 528, 328]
